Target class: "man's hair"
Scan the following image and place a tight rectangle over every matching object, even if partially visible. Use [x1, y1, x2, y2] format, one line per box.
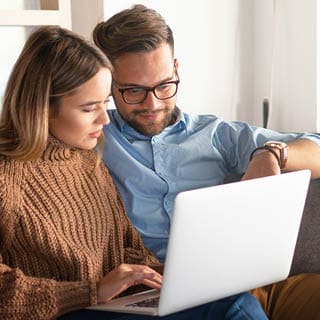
[0, 25, 113, 160]
[93, 4, 174, 63]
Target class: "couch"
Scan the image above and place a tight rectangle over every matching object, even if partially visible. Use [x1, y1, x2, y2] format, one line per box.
[290, 177, 320, 275]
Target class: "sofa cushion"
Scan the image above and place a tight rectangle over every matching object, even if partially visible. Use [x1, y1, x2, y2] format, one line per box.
[290, 178, 320, 275]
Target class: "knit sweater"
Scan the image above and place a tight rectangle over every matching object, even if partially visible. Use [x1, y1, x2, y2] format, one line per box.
[0, 136, 161, 320]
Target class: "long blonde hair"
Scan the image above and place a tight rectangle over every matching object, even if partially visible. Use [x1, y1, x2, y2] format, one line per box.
[0, 25, 113, 160]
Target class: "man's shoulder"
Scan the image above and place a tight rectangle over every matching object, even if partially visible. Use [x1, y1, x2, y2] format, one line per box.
[183, 112, 218, 121]
[105, 109, 123, 134]
[183, 112, 222, 131]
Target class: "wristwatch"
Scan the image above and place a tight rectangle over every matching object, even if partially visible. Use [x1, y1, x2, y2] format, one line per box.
[264, 141, 288, 169]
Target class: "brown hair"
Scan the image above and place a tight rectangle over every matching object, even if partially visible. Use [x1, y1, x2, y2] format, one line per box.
[0, 25, 113, 160]
[92, 4, 174, 63]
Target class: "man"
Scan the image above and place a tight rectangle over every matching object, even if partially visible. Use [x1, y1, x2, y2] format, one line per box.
[93, 4, 320, 319]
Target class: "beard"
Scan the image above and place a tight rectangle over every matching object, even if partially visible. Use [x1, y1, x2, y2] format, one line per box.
[118, 105, 179, 137]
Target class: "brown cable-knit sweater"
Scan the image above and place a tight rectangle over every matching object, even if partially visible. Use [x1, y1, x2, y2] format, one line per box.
[0, 136, 161, 320]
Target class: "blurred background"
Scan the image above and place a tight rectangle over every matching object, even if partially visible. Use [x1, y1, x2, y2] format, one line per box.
[0, 0, 318, 133]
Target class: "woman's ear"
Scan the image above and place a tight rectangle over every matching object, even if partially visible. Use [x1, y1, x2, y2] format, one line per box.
[48, 99, 59, 119]
[48, 106, 55, 119]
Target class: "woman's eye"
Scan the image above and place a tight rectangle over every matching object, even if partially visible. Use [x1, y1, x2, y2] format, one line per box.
[82, 108, 95, 113]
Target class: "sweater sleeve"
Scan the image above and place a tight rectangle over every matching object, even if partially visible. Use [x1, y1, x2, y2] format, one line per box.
[0, 168, 97, 320]
[0, 264, 97, 319]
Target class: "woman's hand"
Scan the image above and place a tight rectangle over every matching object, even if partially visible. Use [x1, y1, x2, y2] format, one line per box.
[97, 264, 162, 303]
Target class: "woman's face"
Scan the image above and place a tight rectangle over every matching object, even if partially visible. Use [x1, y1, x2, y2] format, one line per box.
[49, 68, 112, 150]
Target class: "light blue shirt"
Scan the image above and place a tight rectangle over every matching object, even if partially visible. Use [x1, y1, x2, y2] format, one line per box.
[103, 108, 320, 262]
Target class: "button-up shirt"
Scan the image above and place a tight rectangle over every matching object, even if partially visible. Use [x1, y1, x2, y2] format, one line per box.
[103, 108, 320, 262]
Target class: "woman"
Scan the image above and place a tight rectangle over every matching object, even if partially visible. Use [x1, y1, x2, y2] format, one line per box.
[0, 26, 267, 320]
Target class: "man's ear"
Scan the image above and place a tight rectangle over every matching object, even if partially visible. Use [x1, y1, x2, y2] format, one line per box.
[174, 58, 179, 70]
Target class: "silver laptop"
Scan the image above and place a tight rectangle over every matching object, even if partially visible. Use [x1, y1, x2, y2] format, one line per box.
[88, 169, 311, 316]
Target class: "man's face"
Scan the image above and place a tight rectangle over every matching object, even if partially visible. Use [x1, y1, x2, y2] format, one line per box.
[112, 43, 178, 136]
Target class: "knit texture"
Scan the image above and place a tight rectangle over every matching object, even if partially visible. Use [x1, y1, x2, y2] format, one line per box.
[0, 136, 161, 320]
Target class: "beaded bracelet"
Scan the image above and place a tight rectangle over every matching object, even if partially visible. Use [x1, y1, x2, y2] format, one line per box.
[249, 146, 281, 168]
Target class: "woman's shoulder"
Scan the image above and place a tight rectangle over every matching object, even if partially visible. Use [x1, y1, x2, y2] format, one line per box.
[0, 156, 25, 178]
[97, 160, 116, 186]
[0, 157, 25, 205]
[0, 157, 25, 246]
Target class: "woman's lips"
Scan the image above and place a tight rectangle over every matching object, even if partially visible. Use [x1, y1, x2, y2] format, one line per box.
[89, 130, 102, 138]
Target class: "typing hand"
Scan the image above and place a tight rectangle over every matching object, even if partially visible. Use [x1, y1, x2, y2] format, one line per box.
[97, 264, 162, 304]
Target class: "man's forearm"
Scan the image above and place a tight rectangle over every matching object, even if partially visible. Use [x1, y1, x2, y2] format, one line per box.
[285, 139, 320, 179]
[242, 138, 320, 181]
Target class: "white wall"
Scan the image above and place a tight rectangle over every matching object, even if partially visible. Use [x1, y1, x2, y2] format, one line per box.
[253, 0, 318, 133]
[318, 1, 320, 131]
[71, 0, 103, 40]
[103, 0, 249, 122]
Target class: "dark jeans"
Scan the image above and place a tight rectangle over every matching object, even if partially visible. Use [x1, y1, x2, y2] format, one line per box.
[58, 292, 268, 320]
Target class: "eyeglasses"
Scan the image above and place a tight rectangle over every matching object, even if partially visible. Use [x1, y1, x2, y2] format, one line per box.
[113, 73, 180, 105]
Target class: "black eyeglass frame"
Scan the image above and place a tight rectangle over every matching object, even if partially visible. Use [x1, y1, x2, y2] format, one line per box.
[113, 72, 180, 105]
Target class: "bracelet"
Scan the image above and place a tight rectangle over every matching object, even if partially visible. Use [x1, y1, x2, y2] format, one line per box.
[249, 146, 281, 167]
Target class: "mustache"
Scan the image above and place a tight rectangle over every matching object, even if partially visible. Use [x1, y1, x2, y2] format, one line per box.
[132, 108, 167, 116]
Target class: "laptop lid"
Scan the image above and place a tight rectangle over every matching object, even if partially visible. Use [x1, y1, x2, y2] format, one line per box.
[158, 170, 310, 315]
[88, 170, 310, 316]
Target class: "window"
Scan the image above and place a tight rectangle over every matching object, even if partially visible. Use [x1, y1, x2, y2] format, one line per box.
[0, 0, 71, 108]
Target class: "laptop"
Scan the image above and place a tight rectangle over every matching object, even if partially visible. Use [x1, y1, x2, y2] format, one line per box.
[88, 169, 311, 316]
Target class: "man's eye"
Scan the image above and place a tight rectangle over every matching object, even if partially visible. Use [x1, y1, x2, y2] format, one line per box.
[126, 87, 144, 94]
[157, 83, 170, 90]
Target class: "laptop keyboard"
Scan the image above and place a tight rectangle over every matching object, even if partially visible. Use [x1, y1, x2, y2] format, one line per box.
[126, 296, 160, 308]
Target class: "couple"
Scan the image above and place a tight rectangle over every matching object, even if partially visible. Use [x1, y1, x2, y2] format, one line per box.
[1, 4, 320, 320]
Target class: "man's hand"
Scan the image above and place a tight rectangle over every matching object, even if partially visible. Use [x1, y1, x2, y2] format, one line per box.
[242, 139, 320, 181]
[242, 150, 281, 181]
[97, 264, 163, 303]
